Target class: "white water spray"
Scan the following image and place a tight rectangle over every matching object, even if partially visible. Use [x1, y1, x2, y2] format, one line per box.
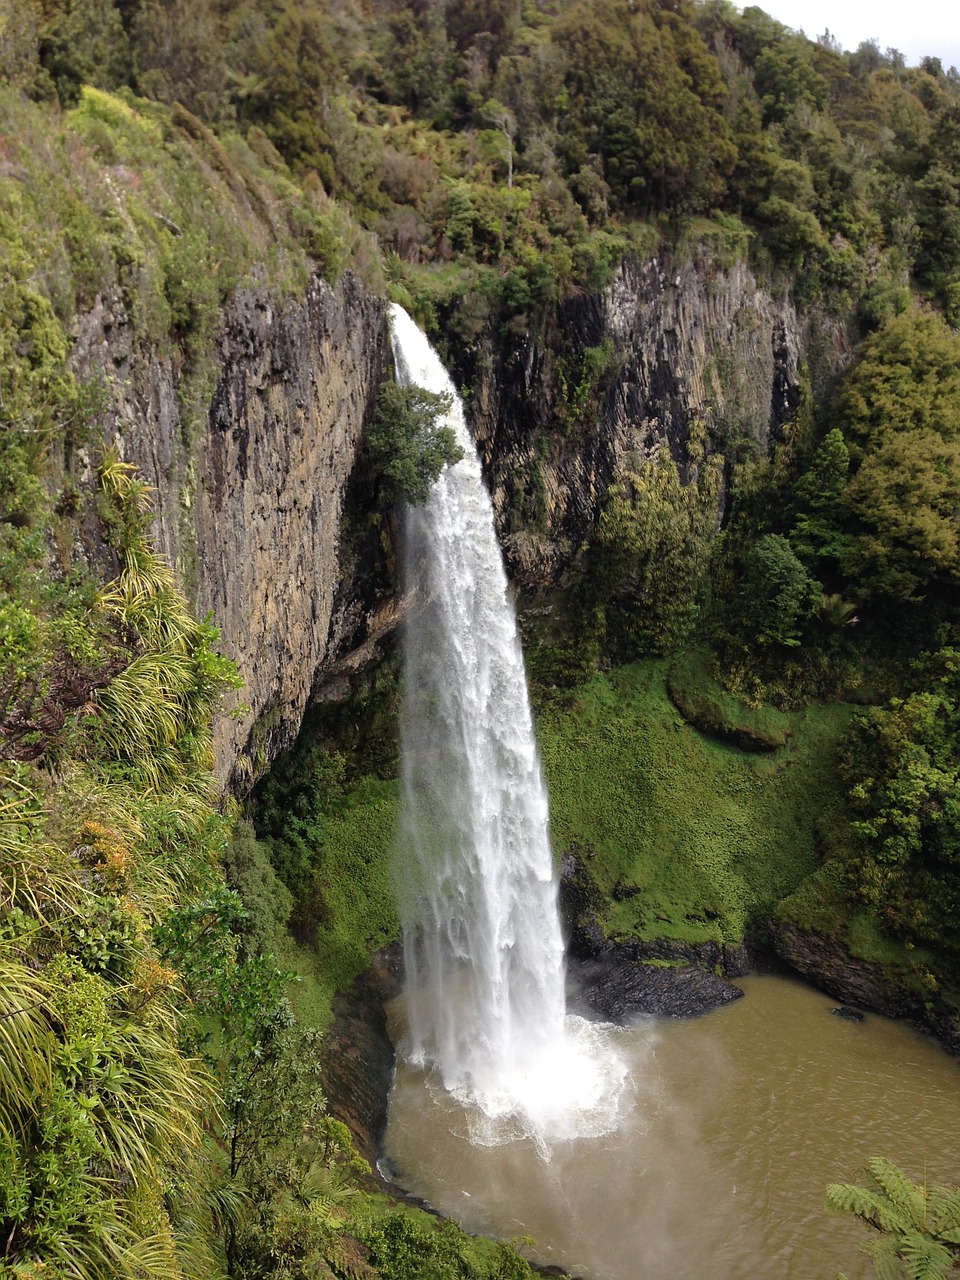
[390, 305, 627, 1144]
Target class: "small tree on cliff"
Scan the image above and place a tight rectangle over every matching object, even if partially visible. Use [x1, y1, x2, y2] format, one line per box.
[367, 380, 462, 506]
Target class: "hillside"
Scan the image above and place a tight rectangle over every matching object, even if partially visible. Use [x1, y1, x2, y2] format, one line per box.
[3, 2, 960, 1276]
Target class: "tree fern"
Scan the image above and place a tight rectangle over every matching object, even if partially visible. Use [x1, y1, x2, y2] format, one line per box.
[828, 1157, 960, 1280]
[869, 1158, 929, 1230]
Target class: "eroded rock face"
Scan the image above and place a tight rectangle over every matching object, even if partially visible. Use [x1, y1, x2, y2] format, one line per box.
[568, 955, 744, 1022]
[323, 946, 404, 1172]
[462, 251, 850, 586]
[69, 250, 849, 789]
[72, 271, 388, 788]
[771, 922, 960, 1054]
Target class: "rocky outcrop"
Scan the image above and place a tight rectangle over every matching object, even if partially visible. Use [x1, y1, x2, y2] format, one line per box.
[323, 945, 404, 1171]
[68, 246, 853, 790]
[72, 271, 388, 788]
[771, 921, 960, 1054]
[568, 955, 744, 1022]
[460, 250, 851, 586]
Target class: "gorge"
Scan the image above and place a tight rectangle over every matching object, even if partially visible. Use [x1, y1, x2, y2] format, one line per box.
[5, 6, 960, 1274]
[374, 312, 960, 1280]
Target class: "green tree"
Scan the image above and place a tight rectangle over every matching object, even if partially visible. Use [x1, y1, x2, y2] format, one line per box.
[734, 534, 822, 648]
[839, 645, 960, 954]
[913, 165, 960, 291]
[790, 427, 851, 569]
[592, 448, 723, 656]
[481, 96, 516, 187]
[553, 0, 736, 214]
[367, 380, 462, 506]
[834, 309, 960, 603]
[39, 0, 129, 104]
[828, 1157, 960, 1280]
[131, 0, 226, 119]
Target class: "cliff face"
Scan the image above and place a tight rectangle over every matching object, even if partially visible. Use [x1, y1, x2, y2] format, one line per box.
[69, 249, 850, 788]
[463, 252, 850, 586]
[72, 271, 388, 788]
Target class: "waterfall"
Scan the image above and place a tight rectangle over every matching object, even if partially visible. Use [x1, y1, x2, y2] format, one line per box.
[390, 305, 626, 1142]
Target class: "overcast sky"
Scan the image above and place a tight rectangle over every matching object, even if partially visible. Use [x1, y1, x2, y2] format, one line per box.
[749, 1, 960, 72]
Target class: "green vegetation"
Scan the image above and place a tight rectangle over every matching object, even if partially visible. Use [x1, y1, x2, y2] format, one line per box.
[1, 454, 236, 1277]
[0, 440, 534, 1276]
[828, 1157, 960, 1280]
[537, 661, 854, 946]
[666, 647, 792, 750]
[368, 380, 463, 507]
[834, 310, 960, 605]
[6, 0, 960, 1269]
[589, 444, 723, 657]
[7, 0, 960, 341]
[253, 742, 400, 1023]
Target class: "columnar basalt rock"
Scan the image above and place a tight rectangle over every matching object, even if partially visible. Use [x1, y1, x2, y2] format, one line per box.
[462, 252, 850, 585]
[72, 271, 388, 789]
[69, 251, 849, 789]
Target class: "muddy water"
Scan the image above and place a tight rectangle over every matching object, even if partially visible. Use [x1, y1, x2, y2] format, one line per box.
[382, 972, 960, 1280]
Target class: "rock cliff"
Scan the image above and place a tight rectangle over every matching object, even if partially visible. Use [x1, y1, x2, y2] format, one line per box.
[70, 249, 849, 789]
[770, 922, 960, 1054]
[461, 252, 850, 586]
[72, 271, 388, 788]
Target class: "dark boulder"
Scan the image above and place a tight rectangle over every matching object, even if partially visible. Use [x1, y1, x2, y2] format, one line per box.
[831, 1006, 865, 1023]
[567, 956, 744, 1023]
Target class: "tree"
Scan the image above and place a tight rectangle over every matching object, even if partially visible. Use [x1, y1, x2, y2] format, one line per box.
[481, 97, 515, 187]
[131, 0, 226, 120]
[833, 309, 960, 603]
[592, 449, 723, 656]
[367, 381, 462, 506]
[552, 0, 736, 214]
[827, 1157, 960, 1280]
[39, 0, 129, 104]
[838, 645, 960, 954]
[736, 534, 821, 647]
[790, 427, 851, 570]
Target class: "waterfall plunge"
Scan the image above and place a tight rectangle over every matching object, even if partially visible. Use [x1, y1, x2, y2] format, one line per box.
[391, 305, 627, 1145]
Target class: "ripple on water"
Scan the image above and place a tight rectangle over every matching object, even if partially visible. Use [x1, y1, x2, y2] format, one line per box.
[384, 973, 960, 1280]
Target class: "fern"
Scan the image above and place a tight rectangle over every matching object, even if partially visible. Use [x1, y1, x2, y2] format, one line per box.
[828, 1158, 960, 1280]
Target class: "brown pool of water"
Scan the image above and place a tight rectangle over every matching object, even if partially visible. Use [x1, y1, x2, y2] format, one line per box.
[382, 971, 960, 1280]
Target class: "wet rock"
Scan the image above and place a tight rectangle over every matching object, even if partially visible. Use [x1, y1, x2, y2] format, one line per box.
[567, 956, 744, 1023]
[831, 1006, 865, 1022]
[771, 921, 960, 1054]
[322, 944, 403, 1171]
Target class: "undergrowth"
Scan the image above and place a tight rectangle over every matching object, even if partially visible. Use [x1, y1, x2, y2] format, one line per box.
[537, 660, 855, 946]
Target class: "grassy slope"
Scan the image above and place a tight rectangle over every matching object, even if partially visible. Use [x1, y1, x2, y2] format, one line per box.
[284, 659, 855, 992]
[537, 661, 855, 946]
[275, 775, 400, 1029]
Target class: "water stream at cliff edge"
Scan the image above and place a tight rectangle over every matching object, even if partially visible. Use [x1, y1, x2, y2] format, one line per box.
[389, 303, 628, 1149]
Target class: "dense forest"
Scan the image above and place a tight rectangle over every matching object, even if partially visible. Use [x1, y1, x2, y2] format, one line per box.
[3, 0, 960, 1276]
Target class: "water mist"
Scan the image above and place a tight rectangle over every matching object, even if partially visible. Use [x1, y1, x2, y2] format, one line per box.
[390, 304, 626, 1145]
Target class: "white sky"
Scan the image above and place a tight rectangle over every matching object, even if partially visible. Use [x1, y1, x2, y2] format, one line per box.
[748, 1, 960, 72]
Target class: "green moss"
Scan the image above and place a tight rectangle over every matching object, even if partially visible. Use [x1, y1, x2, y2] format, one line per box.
[538, 660, 855, 947]
[349, 1197, 537, 1280]
[254, 744, 401, 1029]
[774, 860, 850, 937]
[667, 646, 793, 749]
[293, 775, 400, 1019]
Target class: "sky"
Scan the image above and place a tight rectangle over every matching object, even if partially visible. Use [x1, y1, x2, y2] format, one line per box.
[748, 1, 960, 72]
